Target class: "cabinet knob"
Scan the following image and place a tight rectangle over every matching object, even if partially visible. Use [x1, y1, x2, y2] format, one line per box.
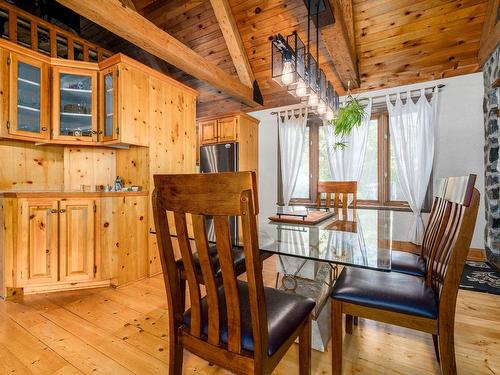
[59, 209, 66, 214]
[50, 209, 58, 214]
[41, 127, 47, 131]
[98, 130, 103, 135]
[92, 130, 97, 135]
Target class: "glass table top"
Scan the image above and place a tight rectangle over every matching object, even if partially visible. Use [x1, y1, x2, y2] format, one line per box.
[256, 208, 393, 271]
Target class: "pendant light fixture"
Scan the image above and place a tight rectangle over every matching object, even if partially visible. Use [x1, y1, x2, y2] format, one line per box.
[271, 0, 339, 118]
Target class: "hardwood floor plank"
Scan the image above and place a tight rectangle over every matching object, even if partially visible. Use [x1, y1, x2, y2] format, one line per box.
[41, 308, 166, 374]
[0, 317, 83, 375]
[0, 342, 33, 375]
[0, 261, 499, 374]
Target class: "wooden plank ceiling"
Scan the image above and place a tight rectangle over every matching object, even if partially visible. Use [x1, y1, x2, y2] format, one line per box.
[47, 0, 491, 116]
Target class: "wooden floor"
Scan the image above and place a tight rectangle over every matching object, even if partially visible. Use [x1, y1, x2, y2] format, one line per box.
[1, 257, 499, 375]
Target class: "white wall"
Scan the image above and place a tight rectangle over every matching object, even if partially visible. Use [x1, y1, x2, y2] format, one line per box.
[250, 72, 486, 249]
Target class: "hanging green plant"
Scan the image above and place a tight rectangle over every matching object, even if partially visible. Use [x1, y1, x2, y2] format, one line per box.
[329, 94, 367, 149]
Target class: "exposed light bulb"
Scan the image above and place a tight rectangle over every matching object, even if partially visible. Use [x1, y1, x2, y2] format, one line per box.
[326, 109, 334, 121]
[317, 101, 327, 115]
[308, 92, 319, 107]
[281, 60, 294, 85]
[295, 80, 307, 97]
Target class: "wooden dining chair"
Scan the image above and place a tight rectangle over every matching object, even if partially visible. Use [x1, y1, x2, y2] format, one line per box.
[173, 171, 271, 309]
[330, 175, 479, 375]
[153, 171, 316, 375]
[316, 181, 357, 211]
[390, 178, 449, 277]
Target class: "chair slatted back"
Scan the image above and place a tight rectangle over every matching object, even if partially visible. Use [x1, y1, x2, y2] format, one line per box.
[420, 178, 448, 263]
[152, 172, 268, 359]
[317, 181, 357, 211]
[425, 175, 478, 313]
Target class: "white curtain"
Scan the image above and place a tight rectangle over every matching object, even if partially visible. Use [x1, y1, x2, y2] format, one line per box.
[386, 88, 438, 244]
[279, 107, 308, 206]
[324, 98, 372, 181]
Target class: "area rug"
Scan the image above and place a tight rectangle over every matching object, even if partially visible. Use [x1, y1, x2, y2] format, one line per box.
[460, 261, 500, 295]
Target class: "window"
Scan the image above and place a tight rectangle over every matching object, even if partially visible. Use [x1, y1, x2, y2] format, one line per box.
[284, 112, 431, 210]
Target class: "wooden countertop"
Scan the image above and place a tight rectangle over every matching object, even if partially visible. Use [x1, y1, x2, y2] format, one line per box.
[0, 191, 149, 198]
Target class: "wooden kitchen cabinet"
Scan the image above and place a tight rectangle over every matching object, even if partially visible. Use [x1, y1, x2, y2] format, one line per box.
[18, 199, 59, 284]
[58, 199, 96, 282]
[5, 50, 50, 141]
[98, 55, 150, 147]
[51, 61, 99, 143]
[10, 197, 97, 290]
[218, 117, 237, 142]
[199, 119, 218, 144]
[197, 113, 259, 174]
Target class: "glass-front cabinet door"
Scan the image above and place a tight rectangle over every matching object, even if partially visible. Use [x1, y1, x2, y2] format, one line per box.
[8, 53, 49, 140]
[100, 66, 118, 142]
[52, 66, 98, 142]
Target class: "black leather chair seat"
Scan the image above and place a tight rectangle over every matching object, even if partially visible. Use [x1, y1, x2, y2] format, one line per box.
[183, 281, 316, 356]
[331, 267, 438, 319]
[177, 244, 271, 281]
[391, 251, 426, 277]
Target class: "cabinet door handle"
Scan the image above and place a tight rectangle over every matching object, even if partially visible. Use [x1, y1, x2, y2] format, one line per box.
[59, 209, 66, 214]
[50, 209, 58, 214]
[91, 130, 97, 135]
[41, 127, 47, 131]
[98, 130, 103, 134]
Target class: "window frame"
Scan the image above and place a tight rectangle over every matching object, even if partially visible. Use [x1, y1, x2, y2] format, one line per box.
[283, 112, 432, 212]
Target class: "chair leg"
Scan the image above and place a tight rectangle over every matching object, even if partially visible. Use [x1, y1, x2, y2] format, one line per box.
[432, 334, 440, 363]
[299, 316, 312, 375]
[331, 299, 343, 375]
[353, 316, 359, 326]
[168, 329, 183, 375]
[345, 314, 353, 335]
[438, 319, 457, 375]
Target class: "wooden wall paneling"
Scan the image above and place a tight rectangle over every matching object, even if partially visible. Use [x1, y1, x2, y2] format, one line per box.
[113, 195, 148, 286]
[147, 76, 197, 275]
[100, 196, 148, 286]
[0, 198, 18, 298]
[99, 197, 118, 284]
[63, 147, 117, 191]
[0, 140, 64, 191]
[115, 146, 150, 190]
[117, 63, 150, 146]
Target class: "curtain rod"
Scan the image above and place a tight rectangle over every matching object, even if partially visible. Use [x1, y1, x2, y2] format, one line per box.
[270, 84, 445, 115]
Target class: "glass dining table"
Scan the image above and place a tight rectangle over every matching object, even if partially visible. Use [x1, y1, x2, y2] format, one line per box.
[254, 207, 402, 351]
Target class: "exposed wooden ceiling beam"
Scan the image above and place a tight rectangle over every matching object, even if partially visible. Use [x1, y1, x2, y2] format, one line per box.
[57, 0, 259, 107]
[478, 0, 500, 66]
[321, 0, 359, 90]
[119, 0, 137, 11]
[209, 0, 254, 88]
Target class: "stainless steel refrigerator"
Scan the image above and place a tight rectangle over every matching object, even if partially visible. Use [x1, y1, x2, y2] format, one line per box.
[200, 142, 239, 244]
